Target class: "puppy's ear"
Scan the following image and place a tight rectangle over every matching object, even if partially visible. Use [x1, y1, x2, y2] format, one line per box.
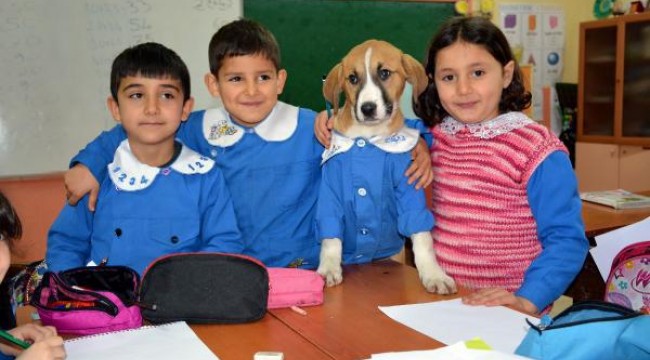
[402, 54, 428, 106]
[323, 63, 343, 114]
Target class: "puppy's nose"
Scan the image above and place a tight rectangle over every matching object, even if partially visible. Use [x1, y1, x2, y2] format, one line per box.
[360, 102, 377, 117]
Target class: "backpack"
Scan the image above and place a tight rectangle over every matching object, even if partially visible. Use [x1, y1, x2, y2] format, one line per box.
[515, 300, 650, 360]
[604, 240, 650, 314]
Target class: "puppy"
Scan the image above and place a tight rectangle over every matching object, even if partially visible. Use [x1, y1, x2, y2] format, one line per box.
[317, 40, 456, 295]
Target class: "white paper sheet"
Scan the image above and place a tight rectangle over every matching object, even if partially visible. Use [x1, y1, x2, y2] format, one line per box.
[379, 299, 532, 354]
[64, 321, 219, 360]
[590, 216, 650, 281]
[371, 341, 532, 360]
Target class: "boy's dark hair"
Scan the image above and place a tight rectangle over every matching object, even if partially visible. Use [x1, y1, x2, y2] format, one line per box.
[415, 16, 531, 127]
[208, 19, 281, 76]
[0, 192, 22, 250]
[110, 42, 191, 103]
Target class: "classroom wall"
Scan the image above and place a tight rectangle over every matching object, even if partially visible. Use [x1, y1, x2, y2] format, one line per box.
[0, 173, 65, 264]
[493, 0, 594, 83]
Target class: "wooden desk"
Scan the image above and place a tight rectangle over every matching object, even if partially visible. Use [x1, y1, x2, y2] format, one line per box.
[16, 262, 459, 360]
[270, 261, 464, 360]
[192, 317, 332, 359]
[16, 305, 332, 360]
[566, 193, 650, 301]
[582, 199, 650, 238]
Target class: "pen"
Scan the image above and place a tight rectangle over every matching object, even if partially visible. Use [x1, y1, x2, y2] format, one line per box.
[322, 75, 332, 118]
[0, 329, 31, 350]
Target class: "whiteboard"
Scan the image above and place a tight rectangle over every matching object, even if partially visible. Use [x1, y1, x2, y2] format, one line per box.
[0, 0, 242, 177]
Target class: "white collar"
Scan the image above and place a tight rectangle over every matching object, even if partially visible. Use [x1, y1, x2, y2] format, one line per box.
[108, 140, 215, 191]
[203, 101, 299, 147]
[439, 112, 534, 139]
[321, 126, 420, 164]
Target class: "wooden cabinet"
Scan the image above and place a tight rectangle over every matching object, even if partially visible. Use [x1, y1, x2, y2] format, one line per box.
[576, 142, 650, 192]
[577, 12, 650, 145]
[576, 13, 650, 192]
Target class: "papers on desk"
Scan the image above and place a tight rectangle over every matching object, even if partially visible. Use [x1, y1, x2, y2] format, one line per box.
[590, 216, 650, 281]
[370, 340, 532, 359]
[64, 321, 219, 360]
[379, 299, 532, 354]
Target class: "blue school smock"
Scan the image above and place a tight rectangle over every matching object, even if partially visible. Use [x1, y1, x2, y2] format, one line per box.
[317, 127, 434, 265]
[47, 141, 243, 275]
[71, 102, 324, 269]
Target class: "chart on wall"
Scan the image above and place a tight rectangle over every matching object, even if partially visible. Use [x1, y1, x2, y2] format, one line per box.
[498, 4, 566, 127]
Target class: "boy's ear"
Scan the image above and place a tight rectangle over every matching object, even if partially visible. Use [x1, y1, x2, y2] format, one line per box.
[181, 97, 195, 122]
[276, 69, 287, 95]
[503, 60, 515, 89]
[204, 73, 220, 98]
[106, 96, 122, 123]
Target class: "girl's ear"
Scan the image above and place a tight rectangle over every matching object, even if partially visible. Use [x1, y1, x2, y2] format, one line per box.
[503, 60, 515, 88]
[106, 96, 121, 123]
[204, 72, 220, 98]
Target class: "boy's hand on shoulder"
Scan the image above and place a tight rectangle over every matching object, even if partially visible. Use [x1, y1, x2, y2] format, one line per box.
[64, 164, 99, 212]
[462, 288, 538, 315]
[314, 110, 333, 148]
[405, 138, 433, 190]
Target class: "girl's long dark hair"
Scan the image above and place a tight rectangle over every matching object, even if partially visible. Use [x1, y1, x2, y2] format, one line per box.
[414, 16, 531, 127]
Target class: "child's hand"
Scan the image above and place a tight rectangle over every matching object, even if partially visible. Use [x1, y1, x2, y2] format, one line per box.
[1, 324, 65, 360]
[405, 138, 433, 190]
[64, 164, 99, 212]
[314, 110, 333, 148]
[462, 288, 538, 314]
[17, 335, 66, 360]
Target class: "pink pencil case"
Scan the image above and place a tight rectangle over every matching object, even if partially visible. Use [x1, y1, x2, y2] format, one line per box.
[30, 266, 142, 335]
[267, 268, 324, 309]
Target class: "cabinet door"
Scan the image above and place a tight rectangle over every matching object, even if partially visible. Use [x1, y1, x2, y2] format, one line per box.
[575, 142, 619, 192]
[579, 24, 617, 138]
[621, 18, 650, 139]
[619, 146, 650, 192]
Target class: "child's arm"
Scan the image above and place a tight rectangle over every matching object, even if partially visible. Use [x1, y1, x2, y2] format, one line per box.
[515, 151, 588, 311]
[45, 198, 94, 272]
[314, 110, 333, 148]
[66, 113, 204, 210]
[314, 112, 433, 189]
[66, 125, 127, 209]
[199, 168, 245, 254]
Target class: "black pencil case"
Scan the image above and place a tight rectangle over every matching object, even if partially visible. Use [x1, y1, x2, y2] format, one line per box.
[138, 252, 269, 324]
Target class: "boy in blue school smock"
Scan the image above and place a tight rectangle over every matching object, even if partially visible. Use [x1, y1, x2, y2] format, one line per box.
[46, 42, 243, 275]
[63, 19, 432, 269]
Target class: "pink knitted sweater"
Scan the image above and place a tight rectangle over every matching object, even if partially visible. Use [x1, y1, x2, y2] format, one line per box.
[430, 112, 567, 291]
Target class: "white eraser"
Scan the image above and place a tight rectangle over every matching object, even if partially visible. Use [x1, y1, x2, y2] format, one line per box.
[254, 351, 284, 360]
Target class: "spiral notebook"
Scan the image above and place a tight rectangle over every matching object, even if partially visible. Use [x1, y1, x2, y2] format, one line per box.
[64, 321, 219, 360]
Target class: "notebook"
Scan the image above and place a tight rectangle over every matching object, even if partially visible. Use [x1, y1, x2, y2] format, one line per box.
[64, 321, 219, 360]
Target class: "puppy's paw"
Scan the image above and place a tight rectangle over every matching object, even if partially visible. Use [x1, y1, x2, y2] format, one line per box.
[418, 266, 457, 295]
[318, 238, 343, 287]
[317, 262, 343, 287]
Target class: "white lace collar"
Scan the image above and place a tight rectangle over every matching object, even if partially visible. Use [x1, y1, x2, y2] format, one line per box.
[108, 140, 214, 191]
[321, 126, 420, 164]
[439, 112, 534, 139]
[203, 101, 299, 147]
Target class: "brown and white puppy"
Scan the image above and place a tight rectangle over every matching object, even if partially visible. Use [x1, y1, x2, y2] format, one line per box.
[318, 40, 456, 294]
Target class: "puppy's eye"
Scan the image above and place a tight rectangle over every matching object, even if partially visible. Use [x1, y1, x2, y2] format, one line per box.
[348, 74, 359, 85]
[379, 69, 391, 81]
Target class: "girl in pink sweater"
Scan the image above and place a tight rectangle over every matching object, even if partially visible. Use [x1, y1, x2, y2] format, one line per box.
[414, 16, 588, 314]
